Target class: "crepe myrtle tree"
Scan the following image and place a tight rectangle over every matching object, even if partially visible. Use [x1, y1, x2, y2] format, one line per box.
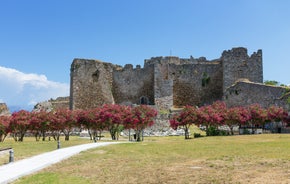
[197, 102, 225, 136]
[267, 105, 289, 131]
[90, 108, 107, 141]
[224, 106, 250, 135]
[267, 105, 289, 123]
[0, 115, 11, 142]
[49, 111, 63, 141]
[247, 104, 268, 133]
[77, 108, 96, 140]
[99, 104, 130, 140]
[30, 111, 51, 141]
[9, 110, 31, 142]
[51, 109, 77, 141]
[170, 105, 199, 139]
[77, 108, 106, 141]
[127, 105, 157, 141]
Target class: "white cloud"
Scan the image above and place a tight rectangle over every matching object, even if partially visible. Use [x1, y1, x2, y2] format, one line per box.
[0, 66, 69, 110]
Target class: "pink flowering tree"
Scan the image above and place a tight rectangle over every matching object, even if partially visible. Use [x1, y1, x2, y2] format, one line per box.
[30, 111, 51, 141]
[127, 105, 157, 141]
[50, 109, 77, 141]
[49, 111, 63, 141]
[198, 102, 225, 136]
[77, 108, 106, 141]
[247, 104, 268, 133]
[267, 105, 288, 123]
[99, 104, 128, 140]
[52, 109, 77, 141]
[169, 106, 199, 139]
[9, 110, 31, 142]
[77, 109, 95, 140]
[224, 106, 250, 135]
[0, 116, 11, 142]
[267, 105, 289, 132]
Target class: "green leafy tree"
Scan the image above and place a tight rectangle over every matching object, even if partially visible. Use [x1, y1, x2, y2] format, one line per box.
[264, 80, 279, 86]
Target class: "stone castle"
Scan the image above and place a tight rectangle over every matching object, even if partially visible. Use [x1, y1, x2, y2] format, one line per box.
[70, 47, 290, 111]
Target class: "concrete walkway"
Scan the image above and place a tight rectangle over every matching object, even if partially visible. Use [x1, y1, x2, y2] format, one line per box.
[0, 142, 122, 184]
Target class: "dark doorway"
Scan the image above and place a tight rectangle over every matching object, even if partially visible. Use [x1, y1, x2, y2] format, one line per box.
[140, 96, 149, 105]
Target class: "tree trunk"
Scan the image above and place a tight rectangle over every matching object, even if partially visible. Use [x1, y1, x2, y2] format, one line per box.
[41, 131, 46, 141]
[88, 129, 93, 140]
[135, 130, 143, 142]
[230, 126, 234, 135]
[110, 129, 116, 140]
[19, 133, 25, 142]
[65, 134, 69, 141]
[34, 132, 40, 141]
[184, 127, 190, 139]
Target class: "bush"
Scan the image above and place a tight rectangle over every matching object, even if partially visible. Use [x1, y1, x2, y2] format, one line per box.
[193, 133, 202, 138]
[206, 126, 229, 136]
[206, 126, 219, 136]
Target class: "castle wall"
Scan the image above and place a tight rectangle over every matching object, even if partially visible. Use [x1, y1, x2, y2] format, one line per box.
[50, 97, 70, 110]
[112, 64, 154, 105]
[224, 81, 289, 109]
[70, 59, 119, 110]
[146, 56, 223, 108]
[33, 97, 70, 112]
[222, 47, 263, 91]
[170, 62, 223, 107]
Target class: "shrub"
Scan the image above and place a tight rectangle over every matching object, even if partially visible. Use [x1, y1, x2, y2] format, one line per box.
[193, 133, 202, 138]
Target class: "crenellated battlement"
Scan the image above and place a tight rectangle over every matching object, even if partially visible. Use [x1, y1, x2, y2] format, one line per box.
[144, 55, 219, 67]
[221, 47, 262, 61]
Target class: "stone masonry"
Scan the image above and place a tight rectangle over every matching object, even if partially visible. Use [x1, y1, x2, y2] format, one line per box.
[33, 97, 70, 112]
[69, 47, 290, 111]
[0, 103, 10, 116]
[224, 79, 290, 109]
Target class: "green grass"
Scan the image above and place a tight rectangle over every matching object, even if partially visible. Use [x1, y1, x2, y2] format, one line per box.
[0, 136, 93, 165]
[12, 134, 290, 184]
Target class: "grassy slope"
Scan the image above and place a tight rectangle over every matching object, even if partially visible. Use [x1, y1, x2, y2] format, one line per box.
[13, 134, 290, 184]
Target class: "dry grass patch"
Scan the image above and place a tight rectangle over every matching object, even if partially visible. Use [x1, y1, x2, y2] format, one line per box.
[14, 134, 290, 184]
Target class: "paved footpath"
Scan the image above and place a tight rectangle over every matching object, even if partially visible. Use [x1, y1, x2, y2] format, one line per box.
[0, 142, 122, 184]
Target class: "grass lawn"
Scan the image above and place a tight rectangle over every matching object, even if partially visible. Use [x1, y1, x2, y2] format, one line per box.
[0, 136, 93, 165]
[9, 134, 290, 184]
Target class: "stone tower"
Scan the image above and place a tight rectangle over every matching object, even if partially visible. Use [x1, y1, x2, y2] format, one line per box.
[70, 59, 120, 110]
[222, 47, 263, 91]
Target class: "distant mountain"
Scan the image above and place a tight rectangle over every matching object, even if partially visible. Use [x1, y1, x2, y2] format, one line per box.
[8, 105, 33, 113]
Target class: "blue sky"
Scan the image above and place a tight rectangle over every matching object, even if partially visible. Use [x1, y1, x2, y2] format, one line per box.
[0, 0, 290, 111]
